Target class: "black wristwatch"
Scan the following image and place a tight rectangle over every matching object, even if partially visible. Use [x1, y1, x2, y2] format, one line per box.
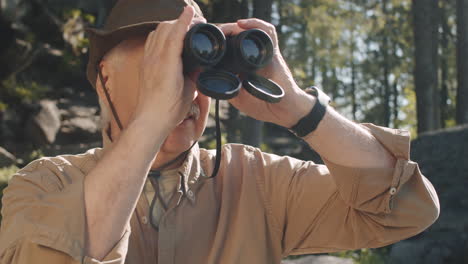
[290, 86, 331, 137]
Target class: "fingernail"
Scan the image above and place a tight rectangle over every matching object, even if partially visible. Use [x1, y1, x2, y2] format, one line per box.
[238, 19, 248, 25]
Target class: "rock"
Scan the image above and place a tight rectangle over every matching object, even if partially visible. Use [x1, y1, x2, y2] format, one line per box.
[282, 255, 353, 264]
[0, 147, 16, 168]
[388, 125, 468, 264]
[68, 105, 98, 118]
[389, 232, 465, 264]
[25, 100, 61, 145]
[55, 90, 101, 144]
[59, 116, 101, 143]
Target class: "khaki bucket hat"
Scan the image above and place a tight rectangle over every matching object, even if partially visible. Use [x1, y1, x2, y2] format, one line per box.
[86, 0, 204, 89]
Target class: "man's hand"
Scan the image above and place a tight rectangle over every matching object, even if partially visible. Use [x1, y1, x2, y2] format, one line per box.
[133, 6, 205, 134]
[220, 19, 396, 171]
[219, 19, 315, 128]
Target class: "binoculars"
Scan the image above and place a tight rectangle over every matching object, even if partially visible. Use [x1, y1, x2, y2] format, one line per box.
[182, 23, 284, 103]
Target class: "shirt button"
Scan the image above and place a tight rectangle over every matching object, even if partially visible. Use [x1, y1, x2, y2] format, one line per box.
[389, 187, 397, 195]
[142, 216, 148, 225]
[187, 190, 194, 198]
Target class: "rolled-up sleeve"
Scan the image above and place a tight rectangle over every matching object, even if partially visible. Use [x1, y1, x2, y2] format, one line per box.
[0, 231, 128, 264]
[255, 123, 440, 257]
[0, 157, 129, 264]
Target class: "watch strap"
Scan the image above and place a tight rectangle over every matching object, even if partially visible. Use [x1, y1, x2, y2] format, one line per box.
[290, 86, 330, 137]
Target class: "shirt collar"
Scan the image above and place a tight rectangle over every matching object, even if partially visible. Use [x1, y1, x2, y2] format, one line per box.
[175, 143, 205, 204]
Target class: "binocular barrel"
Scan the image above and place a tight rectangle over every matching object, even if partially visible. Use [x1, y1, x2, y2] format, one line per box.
[183, 23, 274, 73]
[182, 23, 283, 103]
[183, 24, 226, 73]
[222, 29, 274, 73]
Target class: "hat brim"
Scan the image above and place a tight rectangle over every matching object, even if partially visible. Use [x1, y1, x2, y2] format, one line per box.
[86, 22, 160, 89]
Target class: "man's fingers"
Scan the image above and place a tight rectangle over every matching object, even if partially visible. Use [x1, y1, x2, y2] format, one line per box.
[238, 19, 276, 36]
[237, 18, 270, 30]
[163, 6, 195, 54]
[237, 18, 278, 47]
[218, 23, 245, 36]
[191, 17, 207, 27]
[175, 6, 195, 36]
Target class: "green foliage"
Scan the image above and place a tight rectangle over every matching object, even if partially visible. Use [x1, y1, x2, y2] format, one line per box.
[400, 86, 418, 137]
[0, 165, 18, 185]
[277, 0, 421, 129]
[331, 248, 389, 264]
[260, 143, 273, 153]
[27, 149, 45, 163]
[199, 132, 228, 150]
[0, 78, 50, 110]
[0, 165, 18, 224]
[62, 9, 94, 56]
[284, 248, 389, 264]
[0, 102, 7, 112]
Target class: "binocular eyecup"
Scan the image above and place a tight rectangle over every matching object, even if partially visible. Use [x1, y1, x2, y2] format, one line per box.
[182, 23, 284, 103]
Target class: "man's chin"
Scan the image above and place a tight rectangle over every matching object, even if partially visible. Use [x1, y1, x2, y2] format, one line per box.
[161, 120, 199, 156]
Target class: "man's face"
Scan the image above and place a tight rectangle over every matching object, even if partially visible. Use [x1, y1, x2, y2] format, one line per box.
[100, 36, 211, 164]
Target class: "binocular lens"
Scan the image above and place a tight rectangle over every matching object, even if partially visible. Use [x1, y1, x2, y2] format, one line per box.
[192, 32, 217, 60]
[242, 36, 266, 65]
[183, 24, 226, 69]
[224, 29, 274, 72]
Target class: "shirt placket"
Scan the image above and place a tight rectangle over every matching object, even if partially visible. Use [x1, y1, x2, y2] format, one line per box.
[157, 172, 185, 264]
[135, 182, 160, 264]
[156, 145, 202, 264]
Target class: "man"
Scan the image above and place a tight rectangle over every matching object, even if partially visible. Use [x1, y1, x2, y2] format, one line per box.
[0, 0, 439, 264]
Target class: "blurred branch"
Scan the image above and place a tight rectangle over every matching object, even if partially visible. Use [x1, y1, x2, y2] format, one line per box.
[6, 40, 62, 81]
[30, 0, 64, 27]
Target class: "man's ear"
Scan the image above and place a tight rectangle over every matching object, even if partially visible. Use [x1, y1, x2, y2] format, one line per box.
[96, 62, 112, 105]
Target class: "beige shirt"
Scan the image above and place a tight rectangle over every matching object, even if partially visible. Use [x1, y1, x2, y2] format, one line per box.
[0, 123, 439, 264]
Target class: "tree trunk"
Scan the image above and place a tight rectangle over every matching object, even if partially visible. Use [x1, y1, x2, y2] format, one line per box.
[277, 0, 286, 53]
[0, 13, 15, 81]
[392, 26, 400, 128]
[322, 63, 332, 98]
[211, 0, 249, 23]
[457, 0, 468, 124]
[412, 0, 440, 133]
[95, 0, 117, 27]
[350, 32, 357, 121]
[253, 0, 272, 21]
[392, 79, 399, 128]
[241, 0, 273, 147]
[440, 1, 450, 128]
[382, 0, 391, 127]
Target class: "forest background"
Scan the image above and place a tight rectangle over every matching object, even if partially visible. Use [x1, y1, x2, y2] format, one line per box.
[0, 0, 467, 263]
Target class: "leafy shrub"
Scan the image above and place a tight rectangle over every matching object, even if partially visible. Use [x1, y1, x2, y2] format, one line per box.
[0, 165, 18, 224]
